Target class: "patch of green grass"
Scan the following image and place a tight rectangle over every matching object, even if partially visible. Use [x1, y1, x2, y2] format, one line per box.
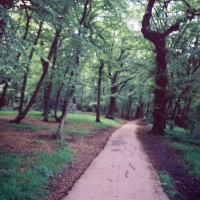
[63, 126, 90, 137]
[66, 113, 123, 127]
[4, 123, 49, 132]
[34, 147, 75, 174]
[0, 110, 18, 116]
[171, 142, 200, 178]
[0, 147, 75, 200]
[159, 171, 179, 198]
[0, 153, 21, 170]
[0, 170, 48, 200]
[56, 140, 68, 147]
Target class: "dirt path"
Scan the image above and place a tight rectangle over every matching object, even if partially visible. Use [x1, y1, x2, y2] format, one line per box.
[62, 120, 169, 200]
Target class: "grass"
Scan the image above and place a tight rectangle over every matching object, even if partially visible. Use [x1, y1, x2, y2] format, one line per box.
[62, 126, 90, 137]
[165, 126, 200, 179]
[0, 147, 75, 200]
[4, 123, 49, 132]
[158, 171, 179, 198]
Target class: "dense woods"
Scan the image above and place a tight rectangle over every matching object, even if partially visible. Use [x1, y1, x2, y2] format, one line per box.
[0, 0, 200, 137]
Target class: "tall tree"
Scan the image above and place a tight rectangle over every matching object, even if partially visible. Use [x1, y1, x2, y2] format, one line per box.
[141, 0, 199, 135]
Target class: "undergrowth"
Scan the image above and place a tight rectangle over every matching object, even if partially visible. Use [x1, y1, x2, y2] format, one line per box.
[165, 126, 200, 179]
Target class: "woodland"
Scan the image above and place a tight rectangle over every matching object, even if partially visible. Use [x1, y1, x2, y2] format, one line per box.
[1, 0, 200, 199]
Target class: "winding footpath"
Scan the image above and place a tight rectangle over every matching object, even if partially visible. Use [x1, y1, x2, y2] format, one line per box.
[62, 120, 169, 200]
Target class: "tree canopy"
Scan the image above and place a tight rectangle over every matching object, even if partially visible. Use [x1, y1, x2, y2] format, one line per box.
[0, 0, 200, 137]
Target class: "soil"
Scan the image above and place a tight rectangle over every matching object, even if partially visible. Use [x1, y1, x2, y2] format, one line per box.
[135, 119, 200, 200]
[1, 115, 200, 200]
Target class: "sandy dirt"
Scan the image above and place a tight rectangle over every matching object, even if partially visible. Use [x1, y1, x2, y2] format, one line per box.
[62, 120, 169, 200]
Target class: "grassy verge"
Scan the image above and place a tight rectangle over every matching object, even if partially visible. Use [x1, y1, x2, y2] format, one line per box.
[165, 127, 200, 178]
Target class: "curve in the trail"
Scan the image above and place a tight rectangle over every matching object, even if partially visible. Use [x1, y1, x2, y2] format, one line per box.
[62, 120, 169, 200]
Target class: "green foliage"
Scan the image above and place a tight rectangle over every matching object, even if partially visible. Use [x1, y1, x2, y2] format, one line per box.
[159, 171, 179, 198]
[165, 127, 200, 146]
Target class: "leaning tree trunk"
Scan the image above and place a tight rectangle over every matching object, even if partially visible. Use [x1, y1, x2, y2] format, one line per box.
[11, 62, 49, 123]
[18, 21, 43, 115]
[52, 86, 75, 140]
[96, 61, 104, 122]
[43, 28, 61, 122]
[12, 27, 60, 123]
[141, 0, 180, 135]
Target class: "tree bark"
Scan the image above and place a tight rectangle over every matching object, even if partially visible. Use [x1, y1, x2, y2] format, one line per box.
[96, 61, 104, 122]
[52, 86, 75, 140]
[43, 28, 61, 122]
[125, 95, 132, 120]
[0, 80, 9, 109]
[105, 71, 119, 120]
[135, 100, 143, 119]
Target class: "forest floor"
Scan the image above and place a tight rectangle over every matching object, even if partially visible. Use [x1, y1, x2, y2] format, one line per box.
[0, 116, 200, 199]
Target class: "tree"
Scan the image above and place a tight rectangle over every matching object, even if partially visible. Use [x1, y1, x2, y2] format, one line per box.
[141, 0, 199, 135]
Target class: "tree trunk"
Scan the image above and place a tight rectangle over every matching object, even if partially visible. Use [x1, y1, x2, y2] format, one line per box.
[43, 28, 61, 122]
[176, 99, 191, 127]
[52, 86, 75, 140]
[11, 62, 49, 123]
[146, 101, 151, 116]
[141, 0, 180, 135]
[12, 26, 60, 123]
[150, 44, 168, 135]
[54, 86, 63, 123]
[105, 71, 119, 120]
[125, 96, 132, 120]
[96, 61, 104, 122]
[105, 96, 116, 120]
[0, 81, 9, 109]
[135, 102, 143, 119]
[18, 21, 43, 115]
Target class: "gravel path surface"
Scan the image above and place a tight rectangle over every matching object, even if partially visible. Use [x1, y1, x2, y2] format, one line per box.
[62, 120, 169, 200]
